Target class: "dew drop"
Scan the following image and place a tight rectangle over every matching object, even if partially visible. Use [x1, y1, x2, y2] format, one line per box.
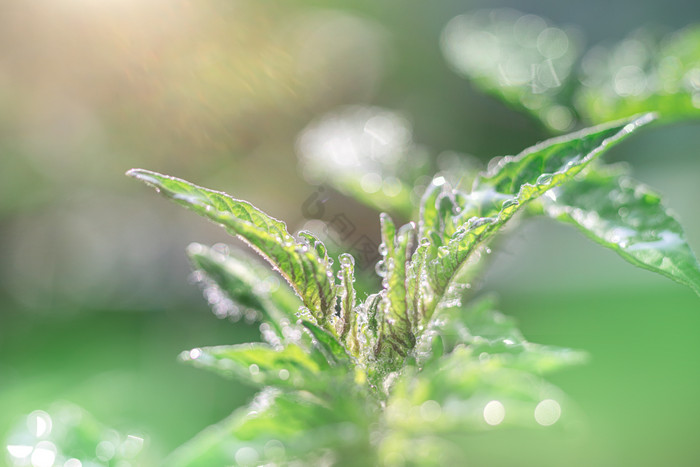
[375, 260, 387, 277]
[536, 174, 553, 185]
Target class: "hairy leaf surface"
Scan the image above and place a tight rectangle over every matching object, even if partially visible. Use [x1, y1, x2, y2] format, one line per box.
[127, 169, 336, 325]
[180, 343, 328, 390]
[187, 243, 301, 336]
[423, 114, 655, 316]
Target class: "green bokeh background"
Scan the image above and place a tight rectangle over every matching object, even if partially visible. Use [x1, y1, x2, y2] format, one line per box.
[1, 0, 699, 465]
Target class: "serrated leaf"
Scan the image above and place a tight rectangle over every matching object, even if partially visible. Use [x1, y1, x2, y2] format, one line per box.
[423, 114, 655, 317]
[187, 243, 301, 337]
[576, 26, 700, 124]
[542, 165, 700, 295]
[180, 343, 328, 390]
[127, 169, 336, 327]
[376, 215, 416, 361]
[301, 320, 352, 367]
[336, 253, 360, 355]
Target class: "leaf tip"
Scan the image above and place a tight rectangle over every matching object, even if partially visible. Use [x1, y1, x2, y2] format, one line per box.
[186, 242, 207, 258]
[629, 112, 658, 129]
[126, 168, 162, 187]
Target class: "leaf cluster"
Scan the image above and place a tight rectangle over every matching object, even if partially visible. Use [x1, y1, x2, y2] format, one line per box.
[128, 112, 700, 465]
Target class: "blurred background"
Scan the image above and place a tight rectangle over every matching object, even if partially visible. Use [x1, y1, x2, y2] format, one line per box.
[1, 0, 699, 465]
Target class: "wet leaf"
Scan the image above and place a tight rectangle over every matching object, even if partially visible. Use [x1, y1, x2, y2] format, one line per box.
[376, 215, 416, 361]
[127, 169, 336, 327]
[423, 114, 655, 317]
[301, 320, 352, 367]
[187, 243, 301, 336]
[542, 164, 700, 295]
[180, 343, 328, 390]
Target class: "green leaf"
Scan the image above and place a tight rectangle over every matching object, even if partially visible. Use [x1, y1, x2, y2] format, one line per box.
[180, 343, 328, 390]
[422, 296, 587, 374]
[337, 253, 360, 355]
[301, 320, 352, 367]
[542, 164, 700, 295]
[576, 26, 700, 124]
[423, 114, 655, 316]
[386, 346, 573, 439]
[375, 214, 416, 362]
[166, 389, 375, 466]
[127, 169, 336, 327]
[441, 9, 582, 131]
[187, 243, 301, 338]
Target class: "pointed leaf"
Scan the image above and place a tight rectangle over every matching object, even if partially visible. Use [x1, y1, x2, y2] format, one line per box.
[337, 253, 360, 355]
[542, 165, 700, 295]
[301, 320, 352, 367]
[187, 243, 301, 338]
[376, 215, 416, 361]
[424, 114, 655, 315]
[180, 343, 328, 390]
[127, 169, 336, 326]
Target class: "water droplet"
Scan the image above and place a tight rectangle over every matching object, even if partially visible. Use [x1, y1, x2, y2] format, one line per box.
[278, 369, 290, 380]
[339, 253, 355, 268]
[249, 364, 260, 376]
[189, 348, 202, 359]
[375, 260, 387, 277]
[501, 198, 519, 210]
[536, 174, 553, 185]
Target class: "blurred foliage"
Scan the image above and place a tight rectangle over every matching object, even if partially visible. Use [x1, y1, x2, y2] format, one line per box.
[576, 26, 700, 123]
[441, 8, 700, 130]
[441, 9, 583, 131]
[5, 403, 148, 467]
